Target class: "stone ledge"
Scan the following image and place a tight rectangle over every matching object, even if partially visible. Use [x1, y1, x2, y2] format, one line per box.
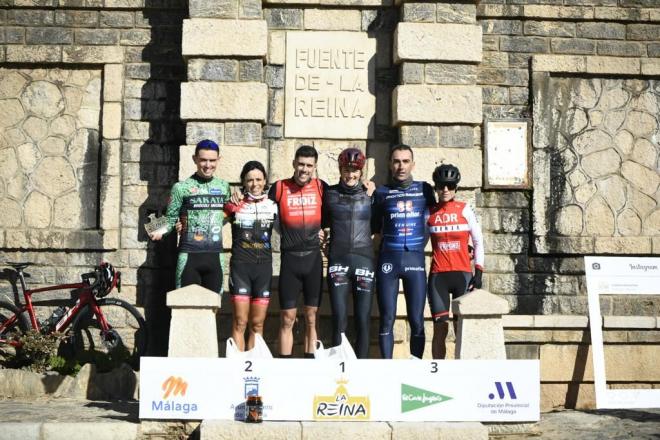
[532, 55, 651, 75]
[390, 422, 487, 440]
[1, 229, 117, 250]
[202, 420, 302, 439]
[0, 423, 41, 440]
[41, 422, 138, 440]
[181, 82, 268, 121]
[182, 19, 267, 57]
[533, 315, 588, 329]
[504, 315, 660, 330]
[392, 85, 482, 125]
[303, 422, 391, 439]
[394, 23, 482, 63]
[603, 316, 657, 329]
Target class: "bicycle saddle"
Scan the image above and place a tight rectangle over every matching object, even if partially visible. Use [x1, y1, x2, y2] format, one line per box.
[4, 262, 32, 271]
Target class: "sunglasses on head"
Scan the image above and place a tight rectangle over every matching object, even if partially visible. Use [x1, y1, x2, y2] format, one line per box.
[437, 183, 457, 190]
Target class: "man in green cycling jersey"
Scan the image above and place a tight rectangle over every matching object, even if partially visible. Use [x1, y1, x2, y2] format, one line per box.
[149, 139, 230, 293]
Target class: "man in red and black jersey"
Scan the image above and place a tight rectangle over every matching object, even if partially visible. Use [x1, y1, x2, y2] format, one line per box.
[268, 145, 328, 358]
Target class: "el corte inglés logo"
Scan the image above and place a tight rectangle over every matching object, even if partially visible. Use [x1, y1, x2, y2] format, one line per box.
[401, 383, 452, 413]
[313, 379, 370, 420]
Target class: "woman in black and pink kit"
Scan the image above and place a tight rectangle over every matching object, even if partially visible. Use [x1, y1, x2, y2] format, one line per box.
[224, 161, 278, 351]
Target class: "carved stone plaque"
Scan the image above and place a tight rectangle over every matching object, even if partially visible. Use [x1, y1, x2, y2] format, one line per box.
[285, 31, 376, 139]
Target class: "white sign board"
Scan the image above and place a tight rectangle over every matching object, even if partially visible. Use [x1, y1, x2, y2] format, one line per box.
[284, 31, 376, 139]
[140, 358, 539, 422]
[484, 119, 530, 188]
[585, 256, 660, 409]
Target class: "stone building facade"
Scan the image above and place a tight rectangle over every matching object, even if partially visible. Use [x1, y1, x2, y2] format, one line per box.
[0, 0, 658, 409]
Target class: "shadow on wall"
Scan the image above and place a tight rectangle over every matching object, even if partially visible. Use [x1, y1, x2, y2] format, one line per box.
[136, 0, 188, 356]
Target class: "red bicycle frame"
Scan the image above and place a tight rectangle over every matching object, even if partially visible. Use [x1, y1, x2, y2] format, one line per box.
[1, 278, 112, 346]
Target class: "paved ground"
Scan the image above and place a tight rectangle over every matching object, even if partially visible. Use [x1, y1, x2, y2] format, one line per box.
[1, 398, 659, 439]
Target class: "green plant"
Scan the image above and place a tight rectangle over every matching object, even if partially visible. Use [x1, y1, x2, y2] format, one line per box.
[1, 329, 133, 375]
[1, 330, 63, 373]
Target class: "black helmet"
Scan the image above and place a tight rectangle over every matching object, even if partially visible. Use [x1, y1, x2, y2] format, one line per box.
[98, 262, 118, 297]
[433, 164, 461, 187]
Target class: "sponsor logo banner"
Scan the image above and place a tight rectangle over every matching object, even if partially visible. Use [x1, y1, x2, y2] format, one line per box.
[139, 358, 539, 421]
[401, 383, 452, 413]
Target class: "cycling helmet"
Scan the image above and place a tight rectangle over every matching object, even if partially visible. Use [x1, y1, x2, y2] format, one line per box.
[97, 262, 118, 297]
[433, 164, 461, 187]
[338, 148, 366, 170]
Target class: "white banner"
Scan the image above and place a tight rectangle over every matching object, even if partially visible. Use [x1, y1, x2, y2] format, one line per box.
[139, 358, 539, 422]
[585, 256, 660, 409]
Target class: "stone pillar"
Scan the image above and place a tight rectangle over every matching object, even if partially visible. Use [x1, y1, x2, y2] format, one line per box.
[392, 1, 483, 185]
[179, 0, 269, 182]
[167, 284, 222, 357]
[452, 289, 510, 360]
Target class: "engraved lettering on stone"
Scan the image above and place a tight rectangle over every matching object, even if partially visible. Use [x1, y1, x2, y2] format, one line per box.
[285, 32, 375, 139]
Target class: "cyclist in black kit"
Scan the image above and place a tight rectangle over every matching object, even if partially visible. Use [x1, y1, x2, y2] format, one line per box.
[322, 148, 375, 359]
[224, 161, 278, 351]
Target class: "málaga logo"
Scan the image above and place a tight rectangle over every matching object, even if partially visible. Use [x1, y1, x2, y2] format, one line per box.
[151, 376, 198, 414]
[313, 379, 370, 420]
[162, 376, 187, 399]
[401, 383, 452, 413]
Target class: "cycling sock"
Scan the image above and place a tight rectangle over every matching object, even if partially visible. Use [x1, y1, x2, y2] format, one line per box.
[279, 353, 293, 358]
[304, 352, 315, 358]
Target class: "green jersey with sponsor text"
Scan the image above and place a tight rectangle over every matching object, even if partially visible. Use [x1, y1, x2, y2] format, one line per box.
[165, 174, 230, 253]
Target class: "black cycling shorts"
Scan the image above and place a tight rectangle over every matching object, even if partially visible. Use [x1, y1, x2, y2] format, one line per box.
[179, 252, 222, 293]
[229, 260, 272, 305]
[278, 250, 323, 310]
[427, 271, 471, 322]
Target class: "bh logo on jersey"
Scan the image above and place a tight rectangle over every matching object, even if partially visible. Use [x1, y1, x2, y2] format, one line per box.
[397, 200, 413, 212]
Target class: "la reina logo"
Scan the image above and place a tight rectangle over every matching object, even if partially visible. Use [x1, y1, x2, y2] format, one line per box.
[313, 379, 370, 420]
[152, 376, 198, 415]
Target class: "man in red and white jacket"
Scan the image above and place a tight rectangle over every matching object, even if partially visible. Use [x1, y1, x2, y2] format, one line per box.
[427, 164, 484, 359]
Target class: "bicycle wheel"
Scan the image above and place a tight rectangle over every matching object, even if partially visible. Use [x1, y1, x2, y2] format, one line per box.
[69, 297, 147, 371]
[0, 300, 30, 361]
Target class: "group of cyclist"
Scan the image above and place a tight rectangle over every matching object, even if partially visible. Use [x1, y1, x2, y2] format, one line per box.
[150, 139, 484, 360]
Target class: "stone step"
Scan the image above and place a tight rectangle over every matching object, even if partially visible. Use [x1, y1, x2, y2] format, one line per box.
[200, 420, 488, 440]
[0, 422, 138, 440]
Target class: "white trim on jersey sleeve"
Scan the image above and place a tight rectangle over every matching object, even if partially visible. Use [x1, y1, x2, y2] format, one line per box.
[462, 203, 485, 269]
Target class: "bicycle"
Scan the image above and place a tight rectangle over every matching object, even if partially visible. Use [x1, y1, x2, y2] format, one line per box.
[0, 261, 147, 370]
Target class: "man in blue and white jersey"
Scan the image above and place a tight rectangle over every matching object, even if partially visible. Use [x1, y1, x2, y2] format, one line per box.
[371, 144, 435, 359]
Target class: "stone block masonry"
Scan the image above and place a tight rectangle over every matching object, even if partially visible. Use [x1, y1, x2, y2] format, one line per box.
[0, 1, 659, 412]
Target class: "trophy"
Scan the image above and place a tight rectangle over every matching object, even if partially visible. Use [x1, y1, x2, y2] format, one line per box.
[144, 213, 169, 237]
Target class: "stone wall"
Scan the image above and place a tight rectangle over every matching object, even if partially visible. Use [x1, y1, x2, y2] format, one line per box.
[1, 68, 101, 232]
[474, 0, 659, 316]
[0, 0, 658, 408]
[0, 1, 188, 355]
